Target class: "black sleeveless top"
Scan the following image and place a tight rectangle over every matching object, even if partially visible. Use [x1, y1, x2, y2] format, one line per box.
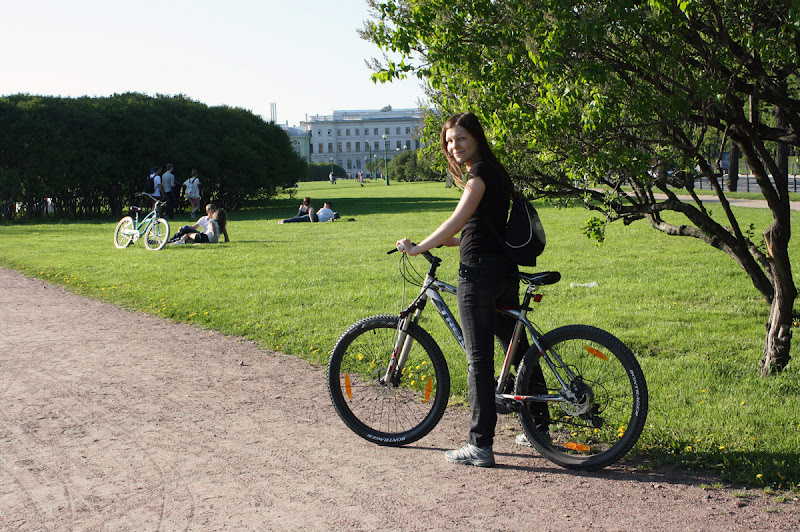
[459, 160, 510, 266]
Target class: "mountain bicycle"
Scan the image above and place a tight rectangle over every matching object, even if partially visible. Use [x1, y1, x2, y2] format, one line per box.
[327, 248, 648, 471]
[113, 193, 170, 251]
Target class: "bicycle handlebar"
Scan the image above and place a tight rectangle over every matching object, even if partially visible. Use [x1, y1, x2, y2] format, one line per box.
[388, 243, 438, 264]
[135, 192, 166, 204]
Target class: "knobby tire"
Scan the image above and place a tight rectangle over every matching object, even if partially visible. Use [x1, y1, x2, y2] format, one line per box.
[328, 315, 450, 446]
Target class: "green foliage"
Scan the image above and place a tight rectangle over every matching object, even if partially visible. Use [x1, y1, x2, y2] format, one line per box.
[306, 162, 347, 181]
[363, 0, 800, 373]
[387, 149, 444, 181]
[0, 93, 306, 218]
[1, 180, 798, 489]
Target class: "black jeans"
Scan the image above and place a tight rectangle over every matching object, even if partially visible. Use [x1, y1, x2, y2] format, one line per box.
[458, 257, 548, 448]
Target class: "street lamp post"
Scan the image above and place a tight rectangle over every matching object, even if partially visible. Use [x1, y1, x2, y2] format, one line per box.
[365, 143, 371, 178]
[381, 134, 389, 185]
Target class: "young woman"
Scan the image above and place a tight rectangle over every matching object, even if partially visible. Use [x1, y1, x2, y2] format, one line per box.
[168, 203, 230, 244]
[177, 208, 227, 244]
[397, 112, 546, 467]
[279, 197, 317, 223]
[182, 170, 202, 218]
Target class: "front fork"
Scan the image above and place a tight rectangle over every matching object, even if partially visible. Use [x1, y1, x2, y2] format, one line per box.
[382, 305, 425, 386]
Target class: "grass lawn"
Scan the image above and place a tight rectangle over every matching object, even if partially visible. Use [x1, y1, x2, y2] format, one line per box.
[1, 178, 799, 492]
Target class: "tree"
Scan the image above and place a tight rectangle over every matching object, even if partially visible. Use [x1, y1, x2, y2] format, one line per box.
[364, 0, 799, 375]
[306, 162, 346, 181]
[0, 93, 305, 217]
[387, 149, 443, 181]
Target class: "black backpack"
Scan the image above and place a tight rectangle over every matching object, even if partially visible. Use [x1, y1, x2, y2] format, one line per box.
[499, 192, 546, 267]
[144, 174, 156, 194]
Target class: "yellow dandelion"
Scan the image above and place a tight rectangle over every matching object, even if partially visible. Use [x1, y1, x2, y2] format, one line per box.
[756, 474, 763, 479]
[686, 445, 692, 451]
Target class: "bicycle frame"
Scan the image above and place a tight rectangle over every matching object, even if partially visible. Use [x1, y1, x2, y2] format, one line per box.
[388, 252, 582, 409]
[121, 194, 164, 243]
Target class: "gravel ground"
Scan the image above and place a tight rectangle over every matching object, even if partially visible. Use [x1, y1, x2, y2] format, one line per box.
[1, 267, 798, 531]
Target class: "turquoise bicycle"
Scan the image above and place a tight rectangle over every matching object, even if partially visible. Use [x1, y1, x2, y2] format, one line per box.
[113, 193, 170, 251]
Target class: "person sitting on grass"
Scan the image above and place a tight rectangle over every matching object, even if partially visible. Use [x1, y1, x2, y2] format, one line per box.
[279, 197, 317, 223]
[315, 201, 340, 222]
[169, 203, 229, 243]
[171, 209, 227, 245]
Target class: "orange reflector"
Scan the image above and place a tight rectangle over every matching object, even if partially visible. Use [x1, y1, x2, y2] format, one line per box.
[344, 373, 352, 399]
[424, 378, 433, 403]
[584, 346, 609, 361]
[565, 442, 591, 452]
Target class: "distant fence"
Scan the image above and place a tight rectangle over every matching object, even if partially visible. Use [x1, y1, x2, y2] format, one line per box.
[694, 174, 800, 193]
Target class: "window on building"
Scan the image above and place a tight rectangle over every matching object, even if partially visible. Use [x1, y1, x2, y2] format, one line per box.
[374, 128, 379, 135]
[346, 129, 350, 136]
[337, 143, 342, 153]
[327, 129, 331, 136]
[347, 160, 352, 169]
[385, 127, 390, 134]
[415, 140, 421, 149]
[356, 160, 362, 169]
[327, 143, 333, 153]
[337, 129, 341, 136]
[374, 141, 380, 152]
[396, 127, 401, 134]
[364, 128, 369, 136]
[406, 127, 411, 134]
[318, 130, 322, 136]
[346, 142, 351, 152]
[396, 140, 401, 149]
[318, 143, 323, 154]
[355, 142, 360, 152]
[355, 128, 360, 136]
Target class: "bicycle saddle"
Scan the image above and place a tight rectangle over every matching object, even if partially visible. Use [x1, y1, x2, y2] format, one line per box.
[518, 271, 561, 285]
[130, 206, 142, 213]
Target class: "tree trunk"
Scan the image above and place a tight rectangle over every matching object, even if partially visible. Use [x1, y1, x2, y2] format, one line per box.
[760, 277, 795, 376]
[760, 103, 795, 376]
[727, 143, 740, 192]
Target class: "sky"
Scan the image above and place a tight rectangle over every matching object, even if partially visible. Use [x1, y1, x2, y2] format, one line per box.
[0, 0, 427, 127]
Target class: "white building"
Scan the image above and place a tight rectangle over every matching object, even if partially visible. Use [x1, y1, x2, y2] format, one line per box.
[279, 124, 311, 162]
[302, 107, 426, 176]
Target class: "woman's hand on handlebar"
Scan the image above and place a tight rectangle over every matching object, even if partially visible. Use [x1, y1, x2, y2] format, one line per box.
[396, 238, 419, 256]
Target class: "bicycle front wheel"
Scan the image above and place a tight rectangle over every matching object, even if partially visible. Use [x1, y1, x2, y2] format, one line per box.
[516, 325, 648, 470]
[113, 216, 135, 248]
[144, 218, 169, 250]
[327, 315, 450, 446]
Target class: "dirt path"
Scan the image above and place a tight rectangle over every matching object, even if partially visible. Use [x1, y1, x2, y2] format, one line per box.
[1, 267, 798, 531]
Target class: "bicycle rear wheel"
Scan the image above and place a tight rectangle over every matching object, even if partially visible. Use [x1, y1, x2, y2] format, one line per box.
[328, 315, 450, 446]
[144, 218, 169, 250]
[516, 325, 648, 470]
[113, 216, 135, 248]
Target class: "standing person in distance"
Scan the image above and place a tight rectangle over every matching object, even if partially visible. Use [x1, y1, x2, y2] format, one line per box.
[183, 169, 202, 218]
[150, 165, 164, 212]
[162, 163, 177, 219]
[396, 112, 547, 468]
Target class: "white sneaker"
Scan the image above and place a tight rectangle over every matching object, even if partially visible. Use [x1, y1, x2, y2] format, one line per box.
[444, 443, 495, 467]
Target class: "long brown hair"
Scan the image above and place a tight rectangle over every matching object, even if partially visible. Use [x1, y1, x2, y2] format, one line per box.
[439, 112, 513, 196]
[214, 208, 227, 234]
